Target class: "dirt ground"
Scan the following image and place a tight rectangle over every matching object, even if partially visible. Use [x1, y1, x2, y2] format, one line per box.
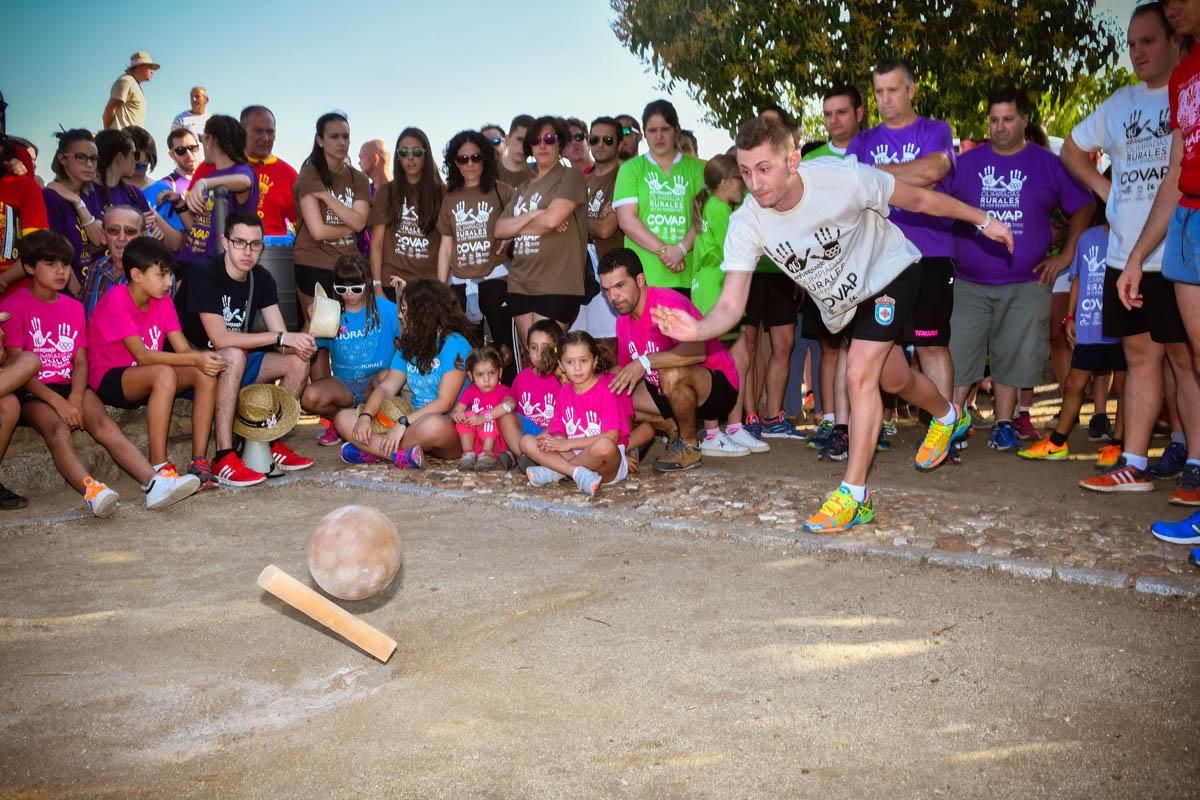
[0, 485, 1196, 799]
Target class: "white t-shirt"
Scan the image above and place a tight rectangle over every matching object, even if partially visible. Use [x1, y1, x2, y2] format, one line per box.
[723, 157, 920, 333]
[171, 111, 211, 139]
[1071, 82, 1171, 272]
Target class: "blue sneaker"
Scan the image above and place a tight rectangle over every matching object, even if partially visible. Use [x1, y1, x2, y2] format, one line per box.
[807, 419, 835, 450]
[340, 442, 379, 464]
[1151, 510, 1200, 544]
[744, 415, 765, 442]
[876, 427, 892, 452]
[1150, 441, 1188, 480]
[1190, 548, 1200, 568]
[988, 421, 1021, 451]
[761, 413, 805, 439]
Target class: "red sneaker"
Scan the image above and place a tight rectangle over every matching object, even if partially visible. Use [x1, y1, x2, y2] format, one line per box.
[271, 440, 314, 471]
[214, 451, 267, 488]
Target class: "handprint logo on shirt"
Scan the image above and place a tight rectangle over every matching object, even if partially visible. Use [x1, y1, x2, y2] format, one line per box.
[29, 317, 51, 349]
[1083, 245, 1104, 275]
[770, 240, 809, 275]
[900, 143, 921, 162]
[542, 392, 556, 424]
[145, 325, 163, 351]
[453, 201, 471, 224]
[870, 144, 898, 165]
[583, 410, 601, 437]
[1006, 169, 1027, 193]
[563, 406, 582, 438]
[980, 165, 1001, 189]
[1154, 107, 1172, 138]
[814, 227, 842, 259]
[52, 323, 78, 353]
[1124, 109, 1146, 139]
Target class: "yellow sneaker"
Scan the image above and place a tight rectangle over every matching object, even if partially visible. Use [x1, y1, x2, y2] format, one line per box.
[803, 486, 875, 533]
[1018, 436, 1069, 461]
[915, 405, 970, 471]
[1095, 443, 1123, 470]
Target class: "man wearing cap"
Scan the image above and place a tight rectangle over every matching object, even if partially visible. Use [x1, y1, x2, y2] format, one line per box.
[171, 86, 210, 140]
[103, 52, 159, 130]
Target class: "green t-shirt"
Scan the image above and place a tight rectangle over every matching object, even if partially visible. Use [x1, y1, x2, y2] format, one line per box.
[802, 141, 848, 161]
[690, 195, 732, 314]
[613, 152, 706, 290]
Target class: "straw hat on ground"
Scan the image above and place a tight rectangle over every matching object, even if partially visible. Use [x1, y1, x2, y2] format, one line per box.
[234, 384, 300, 442]
[308, 283, 342, 339]
[357, 396, 414, 435]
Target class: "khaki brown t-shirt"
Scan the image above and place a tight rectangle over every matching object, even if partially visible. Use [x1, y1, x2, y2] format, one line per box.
[292, 162, 371, 269]
[498, 161, 533, 191]
[368, 184, 443, 284]
[500, 164, 587, 297]
[585, 166, 622, 262]
[436, 183, 514, 280]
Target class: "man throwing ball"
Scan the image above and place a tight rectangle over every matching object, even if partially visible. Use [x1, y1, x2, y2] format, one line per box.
[653, 116, 1013, 532]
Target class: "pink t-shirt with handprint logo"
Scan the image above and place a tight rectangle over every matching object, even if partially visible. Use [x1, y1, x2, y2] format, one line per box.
[549, 378, 630, 446]
[86, 284, 182, 390]
[512, 367, 562, 431]
[0, 287, 86, 385]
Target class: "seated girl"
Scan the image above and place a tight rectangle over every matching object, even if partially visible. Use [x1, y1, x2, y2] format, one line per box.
[452, 345, 515, 471]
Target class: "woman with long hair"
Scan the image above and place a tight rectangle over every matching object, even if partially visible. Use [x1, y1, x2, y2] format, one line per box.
[293, 112, 371, 320]
[94, 128, 183, 253]
[43, 129, 106, 287]
[613, 98, 705, 292]
[333, 277, 479, 465]
[165, 115, 257, 270]
[437, 128, 515, 379]
[367, 126, 443, 300]
[495, 115, 588, 349]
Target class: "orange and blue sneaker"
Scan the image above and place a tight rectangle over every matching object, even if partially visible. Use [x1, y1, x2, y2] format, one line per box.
[803, 486, 875, 533]
[1169, 464, 1200, 506]
[1018, 436, 1069, 461]
[915, 405, 971, 472]
[1095, 443, 1123, 470]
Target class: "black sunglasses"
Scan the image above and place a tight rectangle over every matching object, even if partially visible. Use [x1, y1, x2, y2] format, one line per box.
[172, 144, 200, 156]
[488, 136, 503, 145]
[455, 153, 483, 165]
[529, 133, 558, 147]
[589, 135, 616, 146]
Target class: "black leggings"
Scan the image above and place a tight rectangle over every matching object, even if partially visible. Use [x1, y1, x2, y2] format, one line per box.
[452, 279, 516, 384]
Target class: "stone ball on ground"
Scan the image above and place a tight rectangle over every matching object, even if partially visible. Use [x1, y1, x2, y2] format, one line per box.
[306, 505, 404, 601]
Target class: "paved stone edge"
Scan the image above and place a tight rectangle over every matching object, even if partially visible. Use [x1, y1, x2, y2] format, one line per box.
[312, 475, 1200, 600]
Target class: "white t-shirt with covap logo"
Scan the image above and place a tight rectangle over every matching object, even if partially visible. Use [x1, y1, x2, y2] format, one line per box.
[722, 157, 921, 333]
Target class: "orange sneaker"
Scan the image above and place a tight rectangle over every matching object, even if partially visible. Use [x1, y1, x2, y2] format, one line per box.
[1018, 437, 1068, 461]
[1095, 443, 1123, 470]
[83, 477, 119, 518]
[1079, 463, 1153, 493]
[1169, 465, 1200, 506]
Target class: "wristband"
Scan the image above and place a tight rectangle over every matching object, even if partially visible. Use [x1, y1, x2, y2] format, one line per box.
[359, 412, 372, 418]
[975, 216, 991, 232]
[638, 354, 652, 373]
[1062, 315, 1075, 325]
[677, 241, 688, 257]
[372, 280, 382, 287]
[276, 331, 285, 347]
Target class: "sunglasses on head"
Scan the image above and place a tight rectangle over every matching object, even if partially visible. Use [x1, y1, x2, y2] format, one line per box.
[334, 283, 366, 295]
[398, 147, 425, 158]
[173, 144, 200, 156]
[621, 126, 641, 137]
[488, 136, 503, 145]
[455, 152, 483, 165]
[529, 133, 558, 147]
[589, 135, 616, 146]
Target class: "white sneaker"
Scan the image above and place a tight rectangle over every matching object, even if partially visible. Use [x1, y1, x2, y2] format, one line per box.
[527, 466, 566, 487]
[725, 426, 769, 453]
[83, 477, 119, 518]
[145, 465, 202, 510]
[700, 432, 750, 457]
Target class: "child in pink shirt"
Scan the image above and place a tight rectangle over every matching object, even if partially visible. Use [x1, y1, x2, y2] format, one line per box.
[87, 238, 226, 489]
[451, 346, 515, 471]
[510, 318, 564, 437]
[0, 230, 199, 517]
[520, 331, 630, 496]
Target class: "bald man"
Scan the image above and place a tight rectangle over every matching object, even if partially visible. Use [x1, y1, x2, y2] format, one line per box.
[171, 86, 210, 139]
[358, 139, 391, 194]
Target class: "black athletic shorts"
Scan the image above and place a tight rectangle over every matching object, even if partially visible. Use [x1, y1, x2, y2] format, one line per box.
[1101, 267, 1186, 344]
[16, 381, 72, 425]
[800, 294, 840, 342]
[506, 291, 584, 326]
[1071, 343, 1127, 373]
[95, 367, 145, 409]
[745, 272, 799, 328]
[904, 256, 955, 347]
[294, 263, 335, 297]
[644, 369, 738, 424]
[847, 263, 920, 344]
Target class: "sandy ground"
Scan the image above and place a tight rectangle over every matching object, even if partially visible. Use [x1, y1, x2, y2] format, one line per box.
[0, 485, 1196, 799]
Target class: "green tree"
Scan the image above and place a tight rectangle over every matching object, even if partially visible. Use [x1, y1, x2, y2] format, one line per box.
[1038, 67, 1136, 139]
[611, 0, 1124, 139]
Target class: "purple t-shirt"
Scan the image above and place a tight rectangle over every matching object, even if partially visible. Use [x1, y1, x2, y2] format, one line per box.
[95, 181, 151, 214]
[1069, 226, 1116, 346]
[950, 144, 1092, 285]
[848, 117, 956, 258]
[42, 186, 105, 283]
[179, 164, 259, 264]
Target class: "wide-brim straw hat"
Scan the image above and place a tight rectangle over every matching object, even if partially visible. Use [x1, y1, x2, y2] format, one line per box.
[128, 51, 160, 70]
[234, 384, 300, 442]
[357, 396, 414, 435]
[308, 283, 342, 339]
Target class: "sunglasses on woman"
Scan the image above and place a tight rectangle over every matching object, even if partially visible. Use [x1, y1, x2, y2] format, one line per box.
[334, 283, 367, 295]
[529, 133, 558, 147]
[398, 147, 425, 158]
[588, 135, 616, 146]
[454, 153, 483, 165]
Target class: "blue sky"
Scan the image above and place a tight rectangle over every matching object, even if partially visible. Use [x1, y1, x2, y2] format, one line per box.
[4, 0, 1135, 183]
